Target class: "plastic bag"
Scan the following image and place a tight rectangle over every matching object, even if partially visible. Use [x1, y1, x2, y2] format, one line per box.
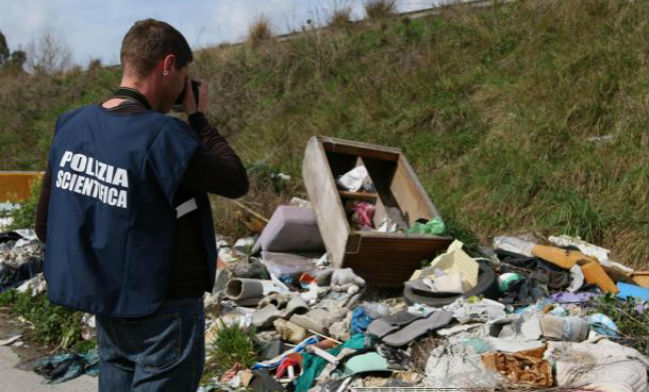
[408, 217, 445, 235]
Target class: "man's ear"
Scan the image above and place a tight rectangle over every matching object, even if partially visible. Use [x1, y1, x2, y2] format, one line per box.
[161, 54, 177, 75]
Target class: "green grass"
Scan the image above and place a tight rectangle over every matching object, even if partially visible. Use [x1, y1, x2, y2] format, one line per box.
[202, 323, 258, 383]
[0, 0, 646, 267]
[0, 289, 17, 306]
[0, 290, 94, 351]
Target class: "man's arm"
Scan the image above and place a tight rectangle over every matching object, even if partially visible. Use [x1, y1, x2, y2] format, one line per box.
[35, 166, 52, 243]
[181, 112, 248, 198]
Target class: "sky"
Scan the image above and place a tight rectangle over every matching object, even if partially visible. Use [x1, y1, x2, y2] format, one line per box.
[0, 0, 444, 67]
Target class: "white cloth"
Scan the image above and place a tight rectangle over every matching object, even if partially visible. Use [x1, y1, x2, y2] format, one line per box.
[545, 339, 649, 392]
[424, 345, 505, 388]
[331, 268, 366, 294]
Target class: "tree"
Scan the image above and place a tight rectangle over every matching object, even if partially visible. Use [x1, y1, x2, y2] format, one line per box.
[26, 32, 72, 74]
[0, 31, 26, 73]
[8, 50, 26, 69]
[0, 30, 10, 66]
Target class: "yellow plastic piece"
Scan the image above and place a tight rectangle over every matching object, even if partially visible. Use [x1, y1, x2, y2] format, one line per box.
[532, 245, 596, 270]
[581, 261, 619, 294]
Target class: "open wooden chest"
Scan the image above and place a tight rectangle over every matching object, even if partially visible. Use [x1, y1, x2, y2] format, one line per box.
[302, 136, 453, 287]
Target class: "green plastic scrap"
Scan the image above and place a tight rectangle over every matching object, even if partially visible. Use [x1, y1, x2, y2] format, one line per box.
[408, 217, 446, 235]
[294, 334, 369, 392]
[337, 351, 391, 378]
[498, 272, 525, 292]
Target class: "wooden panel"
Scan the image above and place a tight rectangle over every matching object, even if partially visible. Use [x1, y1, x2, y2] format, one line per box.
[390, 156, 437, 226]
[302, 137, 350, 268]
[345, 234, 453, 287]
[358, 231, 453, 240]
[362, 157, 409, 230]
[338, 190, 377, 202]
[372, 196, 387, 229]
[303, 136, 455, 286]
[319, 136, 401, 162]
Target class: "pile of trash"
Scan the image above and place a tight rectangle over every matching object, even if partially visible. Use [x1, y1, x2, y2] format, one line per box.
[198, 206, 649, 392]
[199, 137, 649, 391]
[1, 138, 648, 391]
[0, 228, 99, 385]
[0, 229, 46, 296]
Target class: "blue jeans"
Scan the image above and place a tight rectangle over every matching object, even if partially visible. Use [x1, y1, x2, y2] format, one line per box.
[96, 298, 205, 392]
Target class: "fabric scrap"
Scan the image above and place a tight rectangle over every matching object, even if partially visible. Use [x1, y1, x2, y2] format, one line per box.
[294, 334, 369, 392]
[545, 339, 649, 392]
[33, 349, 99, 384]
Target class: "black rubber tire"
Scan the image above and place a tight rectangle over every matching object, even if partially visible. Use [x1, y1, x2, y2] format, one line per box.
[403, 261, 499, 307]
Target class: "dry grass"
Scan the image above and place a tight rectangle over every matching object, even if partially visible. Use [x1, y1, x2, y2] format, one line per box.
[0, 66, 119, 169]
[364, 0, 397, 21]
[247, 16, 273, 47]
[1, 0, 647, 267]
[210, 168, 303, 241]
[329, 7, 352, 27]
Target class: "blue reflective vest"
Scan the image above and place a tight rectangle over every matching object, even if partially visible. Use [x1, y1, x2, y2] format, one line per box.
[44, 105, 216, 317]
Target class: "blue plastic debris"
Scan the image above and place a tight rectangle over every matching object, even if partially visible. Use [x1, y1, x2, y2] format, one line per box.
[616, 282, 649, 302]
[587, 313, 619, 337]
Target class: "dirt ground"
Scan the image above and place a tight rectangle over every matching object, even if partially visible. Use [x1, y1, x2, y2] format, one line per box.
[0, 308, 54, 361]
[0, 308, 97, 391]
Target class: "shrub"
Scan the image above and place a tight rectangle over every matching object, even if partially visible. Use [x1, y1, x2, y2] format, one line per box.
[329, 8, 352, 27]
[364, 0, 396, 21]
[247, 17, 273, 47]
[1, 290, 92, 351]
[202, 323, 257, 382]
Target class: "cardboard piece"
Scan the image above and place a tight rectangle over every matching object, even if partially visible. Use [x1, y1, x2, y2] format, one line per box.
[428, 240, 479, 291]
[481, 352, 553, 388]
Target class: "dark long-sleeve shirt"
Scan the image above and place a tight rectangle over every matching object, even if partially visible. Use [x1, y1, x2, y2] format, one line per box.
[36, 102, 248, 298]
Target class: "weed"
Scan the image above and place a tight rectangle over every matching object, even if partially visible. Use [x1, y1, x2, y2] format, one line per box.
[595, 294, 649, 355]
[546, 190, 608, 244]
[202, 323, 257, 383]
[1, 289, 92, 351]
[364, 0, 396, 21]
[247, 17, 273, 47]
[0, 289, 16, 306]
[329, 8, 352, 28]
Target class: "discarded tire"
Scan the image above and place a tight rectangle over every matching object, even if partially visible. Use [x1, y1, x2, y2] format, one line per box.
[403, 261, 499, 307]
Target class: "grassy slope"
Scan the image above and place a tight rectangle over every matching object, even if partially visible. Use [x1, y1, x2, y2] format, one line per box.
[1, 0, 647, 266]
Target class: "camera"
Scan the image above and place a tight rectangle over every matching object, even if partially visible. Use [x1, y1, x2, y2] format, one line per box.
[172, 79, 201, 112]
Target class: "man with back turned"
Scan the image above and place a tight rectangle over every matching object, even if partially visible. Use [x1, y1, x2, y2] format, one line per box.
[35, 19, 248, 391]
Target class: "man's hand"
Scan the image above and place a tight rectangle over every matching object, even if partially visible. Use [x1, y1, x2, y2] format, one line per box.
[183, 79, 208, 115]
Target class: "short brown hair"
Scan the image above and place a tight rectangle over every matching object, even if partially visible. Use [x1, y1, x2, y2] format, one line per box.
[120, 19, 193, 77]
